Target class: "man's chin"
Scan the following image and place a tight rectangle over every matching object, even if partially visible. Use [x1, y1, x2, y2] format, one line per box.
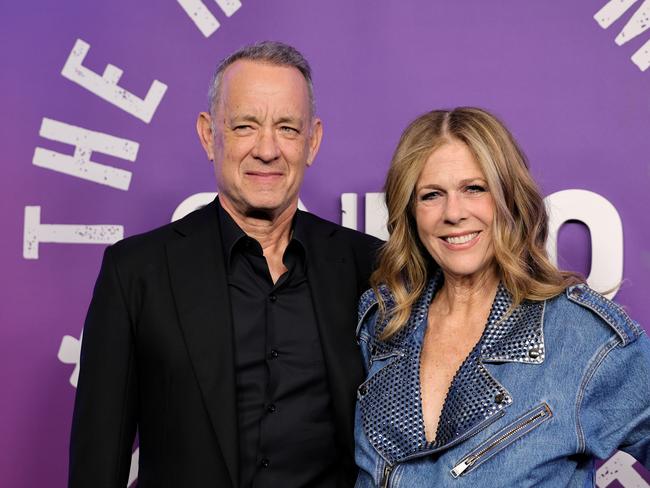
[242, 199, 297, 220]
[219, 192, 298, 221]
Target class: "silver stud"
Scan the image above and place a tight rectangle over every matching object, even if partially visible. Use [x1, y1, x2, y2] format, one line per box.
[528, 348, 540, 359]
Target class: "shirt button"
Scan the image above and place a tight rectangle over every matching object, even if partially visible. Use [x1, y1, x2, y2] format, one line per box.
[269, 294, 277, 302]
[358, 384, 368, 396]
[261, 458, 270, 468]
[268, 349, 279, 360]
[266, 403, 276, 413]
[494, 392, 506, 404]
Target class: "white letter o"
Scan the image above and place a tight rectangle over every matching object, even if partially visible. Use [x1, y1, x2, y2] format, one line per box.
[545, 189, 623, 298]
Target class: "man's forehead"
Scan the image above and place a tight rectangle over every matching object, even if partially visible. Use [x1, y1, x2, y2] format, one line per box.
[216, 60, 311, 116]
[221, 60, 308, 92]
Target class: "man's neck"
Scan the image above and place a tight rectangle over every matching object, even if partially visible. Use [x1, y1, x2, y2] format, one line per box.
[220, 196, 297, 283]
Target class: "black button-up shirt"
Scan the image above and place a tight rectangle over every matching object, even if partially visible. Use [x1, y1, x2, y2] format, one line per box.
[218, 203, 339, 488]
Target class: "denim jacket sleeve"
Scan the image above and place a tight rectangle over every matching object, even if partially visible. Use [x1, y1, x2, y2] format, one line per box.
[578, 329, 650, 467]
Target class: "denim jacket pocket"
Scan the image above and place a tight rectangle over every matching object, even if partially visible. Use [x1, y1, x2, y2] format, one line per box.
[450, 402, 553, 478]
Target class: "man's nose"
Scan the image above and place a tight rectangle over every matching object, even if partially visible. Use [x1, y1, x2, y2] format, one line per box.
[443, 193, 467, 224]
[251, 128, 281, 163]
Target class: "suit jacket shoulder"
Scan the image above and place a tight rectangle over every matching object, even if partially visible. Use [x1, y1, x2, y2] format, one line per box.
[107, 200, 218, 271]
[297, 209, 382, 245]
[296, 210, 382, 289]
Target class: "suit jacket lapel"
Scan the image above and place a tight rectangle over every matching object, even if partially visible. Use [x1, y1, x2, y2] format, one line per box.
[165, 201, 239, 488]
[302, 215, 366, 461]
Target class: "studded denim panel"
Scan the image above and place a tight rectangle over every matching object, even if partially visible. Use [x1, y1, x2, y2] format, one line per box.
[566, 284, 641, 346]
[358, 342, 425, 464]
[358, 279, 438, 464]
[432, 343, 511, 450]
[481, 285, 545, 364]
[358, 281, 546, 464]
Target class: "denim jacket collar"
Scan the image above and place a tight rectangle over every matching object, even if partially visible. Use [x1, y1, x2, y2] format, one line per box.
[357, 275, 546, 365]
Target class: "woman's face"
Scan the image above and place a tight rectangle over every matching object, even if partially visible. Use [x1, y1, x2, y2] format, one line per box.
[413, 139, 496, 281]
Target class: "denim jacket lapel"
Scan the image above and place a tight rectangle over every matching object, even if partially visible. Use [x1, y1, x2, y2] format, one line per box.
[481, 285, 546, 365]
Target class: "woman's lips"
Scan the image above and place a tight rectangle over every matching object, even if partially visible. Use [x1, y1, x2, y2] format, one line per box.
[439, 231, 481, 249]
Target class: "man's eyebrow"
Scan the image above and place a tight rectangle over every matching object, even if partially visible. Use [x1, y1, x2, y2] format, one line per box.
[275, 115, 303, 126]
[227, 114, 304, 126]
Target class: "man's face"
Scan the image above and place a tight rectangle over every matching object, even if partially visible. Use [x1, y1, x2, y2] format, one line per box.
[197, 60, 322, 219]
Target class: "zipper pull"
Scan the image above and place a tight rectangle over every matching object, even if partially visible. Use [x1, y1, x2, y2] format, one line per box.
[450, 455, 476, 478]
[381, 464, 394, 488]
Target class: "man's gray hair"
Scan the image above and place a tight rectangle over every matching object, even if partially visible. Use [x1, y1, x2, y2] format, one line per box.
[208, 40, 315, 117]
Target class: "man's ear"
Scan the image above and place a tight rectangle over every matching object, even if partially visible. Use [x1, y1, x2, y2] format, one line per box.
[306, 117, 323, 167]
[196, 112, 215, 160]
[307, 117, 323, 166]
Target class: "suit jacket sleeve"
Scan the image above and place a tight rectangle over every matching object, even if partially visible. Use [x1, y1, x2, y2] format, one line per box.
[69, 244, 138, 487]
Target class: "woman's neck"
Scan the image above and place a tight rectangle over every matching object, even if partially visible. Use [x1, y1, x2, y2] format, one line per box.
[433, 266, 500, 321]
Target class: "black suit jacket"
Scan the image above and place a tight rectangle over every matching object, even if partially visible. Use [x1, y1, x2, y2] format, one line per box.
[69, 200, 381, 488]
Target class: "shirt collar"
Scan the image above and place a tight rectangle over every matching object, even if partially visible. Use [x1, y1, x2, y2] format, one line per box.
[216, 198, 248, 263]
[216, 198, 306, 265]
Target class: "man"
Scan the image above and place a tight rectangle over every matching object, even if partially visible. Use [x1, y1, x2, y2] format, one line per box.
[69, 41, 380, 487]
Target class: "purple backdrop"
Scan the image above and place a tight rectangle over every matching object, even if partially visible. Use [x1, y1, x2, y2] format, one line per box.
[2, 1, 649, 486]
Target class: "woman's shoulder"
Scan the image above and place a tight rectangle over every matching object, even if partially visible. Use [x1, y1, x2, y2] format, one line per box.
[545, 283, 644, 348]
[357, 285, 393, 339]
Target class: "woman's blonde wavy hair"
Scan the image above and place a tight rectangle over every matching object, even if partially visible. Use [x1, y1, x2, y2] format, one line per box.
[372, 107, 583, 340]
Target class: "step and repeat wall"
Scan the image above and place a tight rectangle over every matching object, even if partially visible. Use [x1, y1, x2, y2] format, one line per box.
[2, 1, 650, 486]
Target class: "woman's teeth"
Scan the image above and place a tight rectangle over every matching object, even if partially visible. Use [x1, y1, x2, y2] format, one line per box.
[444, 232, 478, 245]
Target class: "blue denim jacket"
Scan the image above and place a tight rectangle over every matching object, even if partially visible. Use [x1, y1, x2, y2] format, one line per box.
[354, 278, 650, 487]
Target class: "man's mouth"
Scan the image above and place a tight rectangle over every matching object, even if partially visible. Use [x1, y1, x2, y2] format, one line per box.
[246, 171, 283, 177]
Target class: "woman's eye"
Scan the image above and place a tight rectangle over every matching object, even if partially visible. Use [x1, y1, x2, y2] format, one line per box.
[420, 191, 440, 201]
[466, 184, 487, 193]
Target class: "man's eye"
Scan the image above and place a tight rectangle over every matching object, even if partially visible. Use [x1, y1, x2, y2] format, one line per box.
[233, 125, 253, 132]
[280, 126, 299, 134]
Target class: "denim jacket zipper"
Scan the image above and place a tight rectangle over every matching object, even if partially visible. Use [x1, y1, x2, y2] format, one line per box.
[378, 409, 507, 487]
[380, 463, 394, 488]
[450, 404, 551, 477]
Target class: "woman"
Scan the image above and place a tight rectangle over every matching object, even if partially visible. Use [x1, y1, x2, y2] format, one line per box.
[354, 107, 650, 487]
